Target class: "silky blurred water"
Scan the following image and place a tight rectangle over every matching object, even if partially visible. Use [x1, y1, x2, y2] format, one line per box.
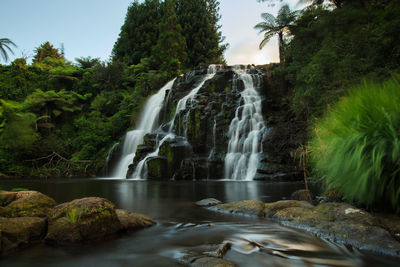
[0, 179, 398, 267]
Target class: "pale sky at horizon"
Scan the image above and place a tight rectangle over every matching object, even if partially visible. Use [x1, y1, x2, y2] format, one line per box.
[1, 0, 299, 66]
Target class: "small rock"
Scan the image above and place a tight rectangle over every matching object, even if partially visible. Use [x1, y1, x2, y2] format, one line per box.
[291, 189, 313, 203]
[196, 198, 222, 207]
[116, 209, 156, 232]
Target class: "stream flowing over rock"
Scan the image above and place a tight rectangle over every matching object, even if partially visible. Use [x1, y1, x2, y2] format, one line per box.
[107, 65, 305, 180]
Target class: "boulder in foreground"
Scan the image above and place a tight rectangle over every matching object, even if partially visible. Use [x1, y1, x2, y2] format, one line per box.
[0, 190, 56, 217]
[0, 216, 47, 254]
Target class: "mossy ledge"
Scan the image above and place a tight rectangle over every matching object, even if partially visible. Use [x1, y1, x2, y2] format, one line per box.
[203, 199, 400, 257]
[0, 190, 155, 255]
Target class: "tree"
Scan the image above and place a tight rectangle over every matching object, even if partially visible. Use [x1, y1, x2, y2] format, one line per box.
[112, 0, 162, 65]
[176, 0, 227, 67]
[33, 41, 63, 63]
[254, 4, 298, 63]
[0, 38, 17, 63]
[151, 0, 187, 77]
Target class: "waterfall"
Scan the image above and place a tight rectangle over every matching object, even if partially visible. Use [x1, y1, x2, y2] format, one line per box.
[132, 65, 219, 179]
[111, 79, 176, 178]
[132, 133, 175, 179]
[169, 64, 219, 133]
[224, 66, 267, 181]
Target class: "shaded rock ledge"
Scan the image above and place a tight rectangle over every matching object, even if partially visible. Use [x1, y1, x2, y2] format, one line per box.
[0, 190, 155, 255]
[200, 199, 400, 257]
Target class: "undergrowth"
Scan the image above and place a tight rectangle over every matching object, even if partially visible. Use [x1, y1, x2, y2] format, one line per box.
[310, 77, 400, 213]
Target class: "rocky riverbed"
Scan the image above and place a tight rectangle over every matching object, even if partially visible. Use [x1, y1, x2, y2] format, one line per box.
[197, 197, 400, 258]
[0, 190, 155, 255]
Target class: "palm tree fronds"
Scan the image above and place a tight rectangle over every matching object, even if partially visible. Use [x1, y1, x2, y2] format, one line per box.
[0, 38, 17, 63]
[259, 31, 275, 49]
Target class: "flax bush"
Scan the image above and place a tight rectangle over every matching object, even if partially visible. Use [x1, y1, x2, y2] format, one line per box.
[310, 77, 400, 212]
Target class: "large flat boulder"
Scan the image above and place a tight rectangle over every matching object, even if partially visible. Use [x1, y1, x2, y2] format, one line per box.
[213, 200, 266, 217]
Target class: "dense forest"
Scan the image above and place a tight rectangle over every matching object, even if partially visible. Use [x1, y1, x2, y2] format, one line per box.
[0, 0, 226, 178]
[0, 0, 399, 212]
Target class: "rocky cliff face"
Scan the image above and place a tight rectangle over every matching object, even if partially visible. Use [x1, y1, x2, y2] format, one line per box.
[108, 64, 306, 181]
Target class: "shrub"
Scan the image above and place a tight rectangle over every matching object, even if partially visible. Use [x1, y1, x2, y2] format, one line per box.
[309, 77, 400, 213]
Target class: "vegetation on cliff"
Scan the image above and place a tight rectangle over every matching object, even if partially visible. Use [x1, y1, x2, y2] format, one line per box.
[0, 0, 226, 178]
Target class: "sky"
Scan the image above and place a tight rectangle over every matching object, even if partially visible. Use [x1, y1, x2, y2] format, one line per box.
[1, 0, 299, 65]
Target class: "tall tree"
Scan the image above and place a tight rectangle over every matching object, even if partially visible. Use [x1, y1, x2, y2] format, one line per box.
[254, 4, 298, 63]
[151, 0, 187, 77]
[176, 0, 227, 67]
[112, 0, 162, 65]
[0, 38, 17, 63]
[33, 41, 63, 63]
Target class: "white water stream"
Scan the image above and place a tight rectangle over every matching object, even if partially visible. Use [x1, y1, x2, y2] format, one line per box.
[111, 79, 176, 178]
[224, 67, 267, 180]
[132, 65, 219, 179]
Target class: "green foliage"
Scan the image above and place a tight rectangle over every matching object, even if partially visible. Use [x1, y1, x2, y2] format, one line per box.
[176, 0, 227, 67]
[10, 188, 29, 192]
[33, 41, 63, 63]
[113, 0, 226, 69]
[254, 4, 298, 62]
[309, 78, 400, 213]
[113, 0, 162, 66]
[150, 0, 187, 77]
[286, 1, 400, 118]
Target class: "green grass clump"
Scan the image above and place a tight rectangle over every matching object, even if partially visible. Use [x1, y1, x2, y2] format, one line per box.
[310, 77, 400, 213]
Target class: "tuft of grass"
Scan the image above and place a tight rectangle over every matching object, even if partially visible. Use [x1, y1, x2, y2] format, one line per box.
[309, 77, 400, 213]
[10, 188, 29, 192]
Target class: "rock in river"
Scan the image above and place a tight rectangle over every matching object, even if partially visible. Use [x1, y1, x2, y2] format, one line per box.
[0, 190, 57, 218]
[0, 216, 47, 254]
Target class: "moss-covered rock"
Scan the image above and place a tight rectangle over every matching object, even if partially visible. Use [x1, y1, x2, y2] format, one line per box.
[214, 200, 266, 217]
[264, 200, 314, 217]
[45, 197, 122, 245]
[0, 191, 56, 218]
[191, 257, 238, 267]
[116, 209, 156, 232]
[146, 157, 168, 180]
[0, 216, 47, 255]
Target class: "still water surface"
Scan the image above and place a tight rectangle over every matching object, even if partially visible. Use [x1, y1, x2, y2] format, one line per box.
[0, 179, 398, 267]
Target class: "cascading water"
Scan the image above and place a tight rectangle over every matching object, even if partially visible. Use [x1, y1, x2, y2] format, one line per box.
[224, 66, 267, 180]
[111, 79, 176, 178]
[169, 64, 219, 133]
[132, 65, 219, 179]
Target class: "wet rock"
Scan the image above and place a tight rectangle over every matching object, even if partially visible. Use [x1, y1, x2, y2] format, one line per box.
[291, 189, 314, 203]
[116, 209, 156, 232]
[195, 198, 222, 207]
[0, 191, 56, 218]
[45, 197, 122, 245]
[207, 199, 400, 256]
[0, 216, 47, 255]
[314, 202, 377, 226]
[191, 257, 238, 267]
[376, 214, 400, 241]
[264, 200, 314, 217]
[214, 200, 266, 218]
[0, 191, 17, 206]
[147, 157, 168, 180]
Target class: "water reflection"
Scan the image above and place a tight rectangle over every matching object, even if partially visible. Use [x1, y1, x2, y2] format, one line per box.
[0, 179, 398, 267]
